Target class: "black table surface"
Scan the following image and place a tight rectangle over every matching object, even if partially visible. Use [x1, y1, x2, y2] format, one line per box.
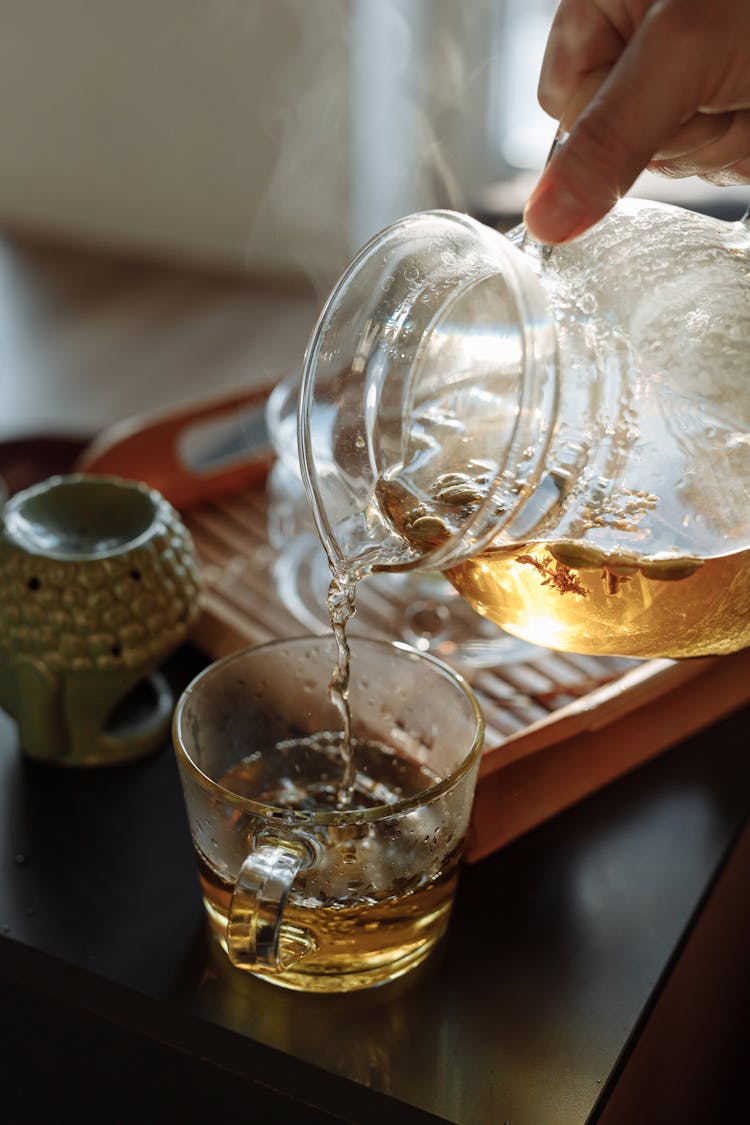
[2, 644, 750, 1125]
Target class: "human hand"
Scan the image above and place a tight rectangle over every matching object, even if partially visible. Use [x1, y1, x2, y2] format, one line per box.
[523, 0, 750, 245]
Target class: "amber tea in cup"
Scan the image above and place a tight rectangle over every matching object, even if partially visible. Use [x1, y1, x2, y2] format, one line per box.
[173, 635, 484, 992]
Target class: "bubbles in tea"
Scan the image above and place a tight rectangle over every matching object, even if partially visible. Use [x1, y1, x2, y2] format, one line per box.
[196, 734, 463, 992]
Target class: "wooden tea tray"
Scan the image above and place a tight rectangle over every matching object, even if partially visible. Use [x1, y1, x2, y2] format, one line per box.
[76, 382, 750, 864]
[183, 489, 750, 863]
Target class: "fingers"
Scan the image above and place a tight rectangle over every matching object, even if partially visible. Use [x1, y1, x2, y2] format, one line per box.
[558, 66, 614, 133]
[651, 113, 735, 162]
[526, 4, 706, 241]
[649, 109, 750, 180]
[537, 0, 625, 121]
[701, 158, 750, 187]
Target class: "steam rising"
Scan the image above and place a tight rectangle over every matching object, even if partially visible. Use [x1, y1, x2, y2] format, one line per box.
[219, 0, 497, 295]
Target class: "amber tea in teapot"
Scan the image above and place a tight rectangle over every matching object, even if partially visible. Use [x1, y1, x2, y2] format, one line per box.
[299, 199, 750, 659]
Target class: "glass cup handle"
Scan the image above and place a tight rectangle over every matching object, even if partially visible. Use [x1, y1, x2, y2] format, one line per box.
[227, 837, 317, 971]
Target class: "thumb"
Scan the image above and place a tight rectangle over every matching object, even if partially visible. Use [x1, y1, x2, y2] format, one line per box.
[524, 29, 698, 243]
[558, 66, 612, 134]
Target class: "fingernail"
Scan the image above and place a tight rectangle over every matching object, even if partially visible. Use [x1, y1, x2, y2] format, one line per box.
[523, 177, 588, 245]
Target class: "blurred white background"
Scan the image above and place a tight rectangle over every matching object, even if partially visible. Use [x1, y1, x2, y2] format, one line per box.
[0, 0, 561, 292]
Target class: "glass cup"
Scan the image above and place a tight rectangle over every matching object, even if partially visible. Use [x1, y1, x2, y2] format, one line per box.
[173, 634, 484, 992]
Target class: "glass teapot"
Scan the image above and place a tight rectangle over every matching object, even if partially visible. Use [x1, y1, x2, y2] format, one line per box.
[298, 199, 750, 659]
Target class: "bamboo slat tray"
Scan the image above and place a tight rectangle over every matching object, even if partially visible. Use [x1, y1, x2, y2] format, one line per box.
[183, 488, 750, 863]
[76, 382, 750, 864]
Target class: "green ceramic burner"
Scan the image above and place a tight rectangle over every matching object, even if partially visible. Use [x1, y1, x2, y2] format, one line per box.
[0, 473, 201, 766]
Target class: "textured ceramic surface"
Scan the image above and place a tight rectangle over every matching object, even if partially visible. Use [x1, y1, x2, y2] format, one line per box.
[0, 473, 201, 766]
